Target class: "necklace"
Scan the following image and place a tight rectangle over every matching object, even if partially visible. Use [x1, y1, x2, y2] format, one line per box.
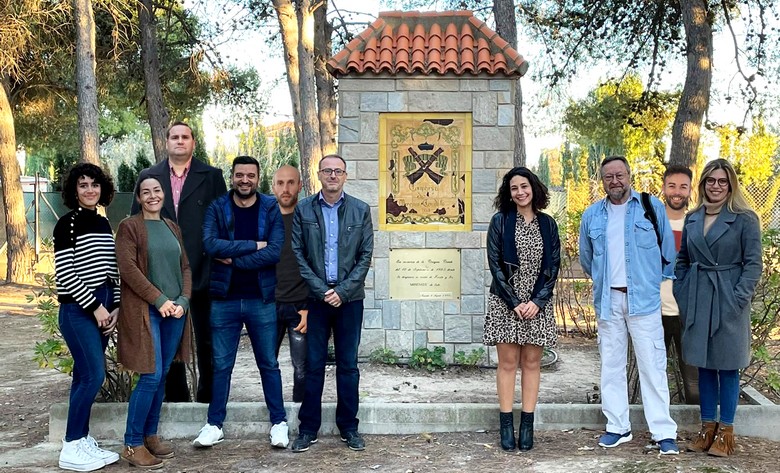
[705, 211, 720, 216]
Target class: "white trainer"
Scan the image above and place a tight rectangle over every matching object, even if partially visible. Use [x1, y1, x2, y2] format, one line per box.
[192, 424, 224, 448]
[269, 421, 289, 448]
[58, 438, 105, 472]
[83, 435, 119, 465]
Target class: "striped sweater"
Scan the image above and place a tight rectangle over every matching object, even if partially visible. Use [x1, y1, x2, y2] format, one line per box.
[53, 207, 120, 311]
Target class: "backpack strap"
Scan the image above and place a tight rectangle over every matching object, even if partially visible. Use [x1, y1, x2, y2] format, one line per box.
[640, 192, 670, 266]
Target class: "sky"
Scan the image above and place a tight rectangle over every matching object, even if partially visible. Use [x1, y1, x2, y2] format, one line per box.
[199, 0, 774, 167]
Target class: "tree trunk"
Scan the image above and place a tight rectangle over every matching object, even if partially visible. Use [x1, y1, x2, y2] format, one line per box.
[139, 0, 170, 164]
[0, 80, 33, 283]
[73, 0, 101, 165]
[670, 0, 712, 168]
[273, 0, 305, 163]
[296, 0, 323, 194]
[493, 0, 526, 166]
[314, 3, 337, 156]
[513, 80, 527, 165]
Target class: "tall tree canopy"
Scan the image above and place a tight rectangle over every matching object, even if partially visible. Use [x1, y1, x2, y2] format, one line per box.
[564, 75, 678, 192]
[517, 0, 779, 168]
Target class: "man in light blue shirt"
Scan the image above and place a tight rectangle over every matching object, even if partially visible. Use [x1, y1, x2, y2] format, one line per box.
[579, 156, 679, 454]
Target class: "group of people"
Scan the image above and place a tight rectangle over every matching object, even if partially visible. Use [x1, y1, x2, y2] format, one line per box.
[53, 119, 761, 471]
[54, 122, 373, 471]
[488, 157, 761, 457]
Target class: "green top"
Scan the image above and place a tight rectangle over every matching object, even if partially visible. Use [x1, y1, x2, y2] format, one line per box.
[145, 220, 189, 311]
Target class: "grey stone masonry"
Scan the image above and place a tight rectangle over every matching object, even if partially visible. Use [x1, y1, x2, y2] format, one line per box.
[336, 74, 516, 365]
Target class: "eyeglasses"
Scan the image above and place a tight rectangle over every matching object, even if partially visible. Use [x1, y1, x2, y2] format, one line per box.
[319, 168, 345, 176]
[705, 177, 729, 187]
[602, 173, 627, 182]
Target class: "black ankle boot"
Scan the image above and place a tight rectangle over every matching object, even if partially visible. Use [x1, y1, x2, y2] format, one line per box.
[499, 411, 516, 451]
[519, 411, 534, 451]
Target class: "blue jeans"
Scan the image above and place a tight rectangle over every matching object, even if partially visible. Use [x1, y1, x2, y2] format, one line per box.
[298, 299, 363, 435]
[698, 368, 740, 425]
[59, 283, 113, 441]
[124, 306, 186, 446]
[276, 302, 308, 403]
[209, 299, 286, 427]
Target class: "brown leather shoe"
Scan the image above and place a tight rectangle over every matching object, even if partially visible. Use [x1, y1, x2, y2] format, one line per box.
[121, 445, 164, 469]
[708, 425, 735, 457]
[144, 435, 175, 459]
[688, 421, 718, 452]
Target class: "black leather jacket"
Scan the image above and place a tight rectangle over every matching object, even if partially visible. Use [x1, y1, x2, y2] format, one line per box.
[487, 211, 561, 310]
[291, 192, 373, 303]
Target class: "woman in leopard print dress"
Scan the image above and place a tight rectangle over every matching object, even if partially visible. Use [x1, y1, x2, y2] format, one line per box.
[485, 167, 560, 452]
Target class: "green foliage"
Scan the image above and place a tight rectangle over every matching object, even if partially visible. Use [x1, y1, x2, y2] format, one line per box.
[535, 154, 551, 187]
[715, 119, 780, 228]
[29, 271, 134, 401]
[52, 150, 79, 191]
[744, 230, 780, 395]
[117, 150, 152, 192]
[223, 121, 301, 193]
[29, 273, 72, 374]
[368, 347, 400, 365]
[453, 347, 486, 368]
[409, 346, 447, 372]
[563, 75, 678, 194]
[12, 2, 265, 175]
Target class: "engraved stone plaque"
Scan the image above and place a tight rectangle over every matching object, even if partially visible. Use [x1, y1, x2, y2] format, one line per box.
[389, 248, 461, 300]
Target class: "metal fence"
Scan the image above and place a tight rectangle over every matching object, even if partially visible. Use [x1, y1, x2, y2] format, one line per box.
[23, 191, 135, 256]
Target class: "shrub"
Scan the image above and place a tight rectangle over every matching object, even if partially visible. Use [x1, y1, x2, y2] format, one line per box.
[409, 346, 447, 372]
[368, 347, 400, 365]
[30, 271, 135, 401]
[744, 230, 780, 394]
[453, 347, 486, 368]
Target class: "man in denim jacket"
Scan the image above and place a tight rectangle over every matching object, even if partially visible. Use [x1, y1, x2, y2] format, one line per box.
[290, 154, 374, 453]
[579, 156, 679, 454]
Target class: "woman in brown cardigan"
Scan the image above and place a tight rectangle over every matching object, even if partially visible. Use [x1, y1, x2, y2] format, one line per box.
[116, 177, 192, 469]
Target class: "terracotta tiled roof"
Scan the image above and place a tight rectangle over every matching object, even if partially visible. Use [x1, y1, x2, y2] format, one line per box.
[328, 11, 528, 77]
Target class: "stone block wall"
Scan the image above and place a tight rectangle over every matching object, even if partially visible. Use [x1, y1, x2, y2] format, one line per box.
[337, 74, 516, 365]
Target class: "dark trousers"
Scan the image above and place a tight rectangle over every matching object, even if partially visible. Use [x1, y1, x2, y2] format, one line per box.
[298, 299, 363, 435]
[208, 298, 286, 426]
[276, 302, 308, 403]
[165, 289, 213, 403]
[662, 315, 700, 404]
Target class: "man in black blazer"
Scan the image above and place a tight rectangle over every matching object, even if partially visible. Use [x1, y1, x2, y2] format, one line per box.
[132, 121, 227, 402]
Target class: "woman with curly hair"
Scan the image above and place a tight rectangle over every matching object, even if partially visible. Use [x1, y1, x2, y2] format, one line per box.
[485, 167, 561, 451]
[53, 163, 121, 471]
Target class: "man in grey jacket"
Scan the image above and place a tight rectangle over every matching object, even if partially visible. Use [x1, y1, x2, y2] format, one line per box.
[290, 154, 373, 453]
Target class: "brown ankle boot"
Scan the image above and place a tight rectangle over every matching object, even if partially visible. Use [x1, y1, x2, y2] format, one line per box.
[144, 435, 175, 459]
[708, 425, 735, 457]
[122, 445, 164, 469]
[688, 421, 718, 452]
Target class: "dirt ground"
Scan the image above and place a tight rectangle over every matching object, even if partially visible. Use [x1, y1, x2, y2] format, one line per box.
[2, 282, 780, 472]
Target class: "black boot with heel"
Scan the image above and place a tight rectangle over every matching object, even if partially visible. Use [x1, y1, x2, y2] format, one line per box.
[519, 411, 534, 451]
[499, 411, 516, 451]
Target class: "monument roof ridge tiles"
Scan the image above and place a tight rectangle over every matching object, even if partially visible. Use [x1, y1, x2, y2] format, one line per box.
[327, 10, 527, 77]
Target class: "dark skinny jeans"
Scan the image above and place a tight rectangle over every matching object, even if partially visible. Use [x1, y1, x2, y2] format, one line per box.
[59, 283, 113, 442]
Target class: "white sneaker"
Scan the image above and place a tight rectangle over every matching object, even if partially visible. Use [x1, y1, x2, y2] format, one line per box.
[84, 435, 119, 465]
[269, 421, 289, 448]
[192, 424, 224, 448]
[58, 438, 105, 472]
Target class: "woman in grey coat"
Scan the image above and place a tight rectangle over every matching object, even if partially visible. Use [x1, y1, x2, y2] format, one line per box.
[673, 159, 762, 457]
